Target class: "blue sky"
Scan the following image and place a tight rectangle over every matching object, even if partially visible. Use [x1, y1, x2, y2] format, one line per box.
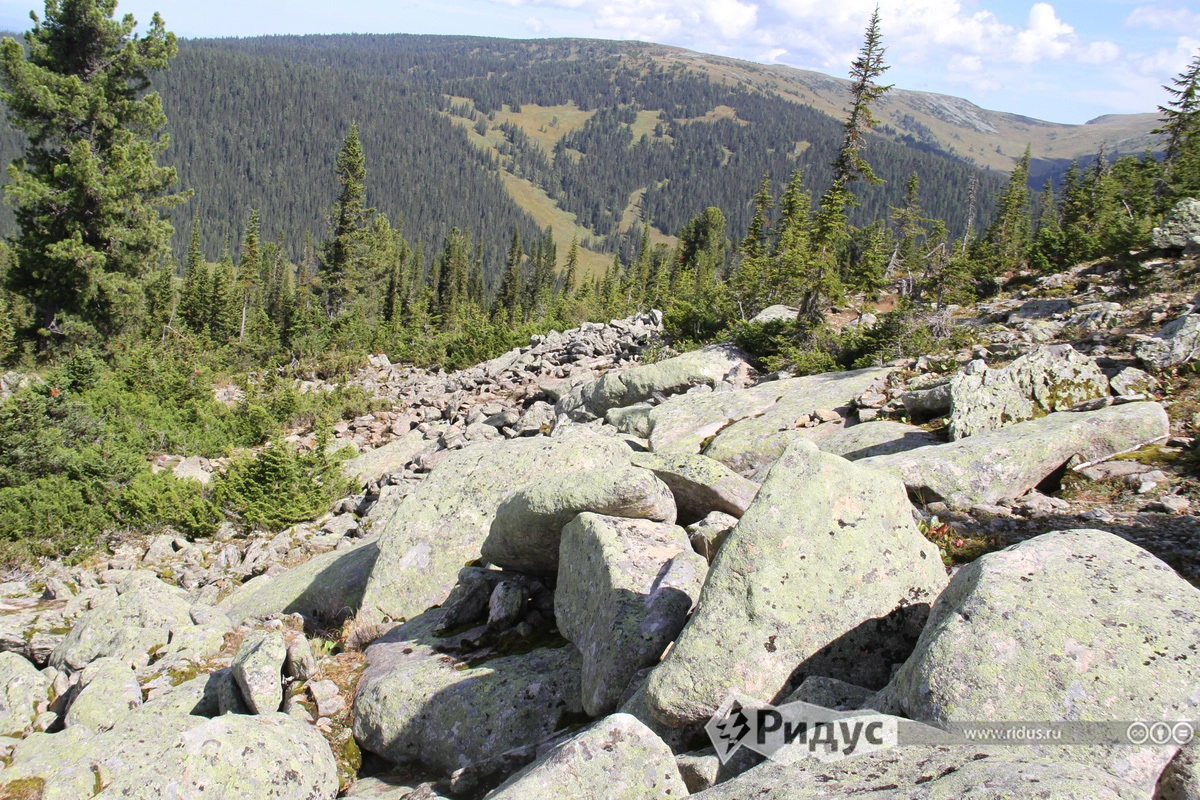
[0, 0, 1195, 124]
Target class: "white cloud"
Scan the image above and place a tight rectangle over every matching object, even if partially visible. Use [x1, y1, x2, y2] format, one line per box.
[1125, 4, 1200, 31]
[1012, 3, 1074, 63]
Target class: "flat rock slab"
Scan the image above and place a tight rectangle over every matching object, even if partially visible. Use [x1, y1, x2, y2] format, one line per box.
[556, 514, 707, 715]
[482, 466, 677, 575]
[557, 344, 749, 422]
[876, 528, 1200, 793]
[221, 536, 379, 626]
[630, 452, 760, 524]
[857, 401, 1170, 508]
[693, 745, 1131, 799]
[645, 439, 947, 728]
[354, 610, 584, 775]
[361, 431, 633, 622]
[814, 421, 941, 461]
[343, 429, 435, 486]
[486, 713, 688, 799]
[947, 345, 1108, 440]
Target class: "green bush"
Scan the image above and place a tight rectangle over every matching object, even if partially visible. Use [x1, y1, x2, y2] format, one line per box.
[212, 438, 350, 532]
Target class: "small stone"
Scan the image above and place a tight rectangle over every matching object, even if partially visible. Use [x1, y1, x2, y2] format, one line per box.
[308, 679, 346, 717]
[487, 580, 526, 632]
[1142, 495, 1191, 515]
[231, 629, 287, 714]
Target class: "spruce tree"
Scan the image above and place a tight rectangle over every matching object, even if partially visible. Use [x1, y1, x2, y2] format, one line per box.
[494, 228, 524, 322]
[832, 6, 892, 188]
[989, 146, 1033, 272]
[562, 235, 579, 296]
[179, 213, 211, 334]
[320, 122, 373, 313]
[0, 0, 187, 335]
[1155, 52, 1200, 201]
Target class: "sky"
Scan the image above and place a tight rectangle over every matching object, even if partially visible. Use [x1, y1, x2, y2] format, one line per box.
[0, 0, 1195, 125]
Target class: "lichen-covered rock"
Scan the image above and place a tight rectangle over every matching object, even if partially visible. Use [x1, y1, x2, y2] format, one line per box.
[646, 367, 891, 474]
[64, 657, 141, 731]
[1135, 313, 1200, 370]
[1157, 740, 1199, 800]
[97, 713, 339, 799]
[692, 745, 1131, 799]
[947, 345, 1109, 440]
[49, 573, 196, 671]
[343, 428, 434, 485]
[1152, 197, 1200, 252]
[354, 611, 585, 774]
[0, 652, 49, 736]
[232, 629, 287, 714]
[485, 713, 688, 799]
[901, 378, 951, 420]
[221, 536, 380, 625]
[875, 529, 1200, 793]
[783, 675, 876, 711]
[645, 439, 947, 728]
[606, 402, 654, 437]
[556, 514, 707, 715]
[1109, 366, 1159, 397]
[858, 401, 1170, 508]
[361, 432, 633, 622]
[557, 344, 750, 422]
[630, 452, 760, 524]
[814, 421, 941, 461]
[482, 466, 677, 575]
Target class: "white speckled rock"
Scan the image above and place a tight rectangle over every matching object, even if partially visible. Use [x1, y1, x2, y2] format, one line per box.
[64, 657, 142, 731]
[0, 652, 49, 737]
[232, 629, 287, 714]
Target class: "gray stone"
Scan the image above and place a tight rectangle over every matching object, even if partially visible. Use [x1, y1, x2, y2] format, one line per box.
[815, 421, 941, 461]
[1152, 197, 1200, 252]
[343, 429, 434, 485]
[221, 536, 379, 625]
[783, 675, 876, 711]
[875, 529, 1200, 794]
[556, 514, 707, 716]
[308, 678, 346, 717]
[686, 511, 739, 563]
[749, 305, 798, 324]
[284, 634, 317, 681]
[232, 629, 287, 714]
[947, 345, 1109, 440]
[901, 379, 952, 420]
[487, 580, 527, 631]
[215, 667, 251, 716]
[558, 344, 750, 422]
[630, 452, 760, 524]
[64, 657, 141, 731]
[606, 402, 654, 438]
[172, 455, 211, 484]
[859, 401, 1170, 508]
[481, 465, 676, 576]
[1110, 366, 1159, 396]
[50, 573, 196, 671]
[645, 439, 947, 727]
[676, 750, 721, 793]
[0, 652, 49, 736]
[95, 713, 339, 799]
[354, 611, 585, 775]
[485, 713, 688, 799]
[514, 401, 555, 436]
[1136, 314, 1200, 370]
[693, 745, 1131, 799]
[362, 432, 633, 622]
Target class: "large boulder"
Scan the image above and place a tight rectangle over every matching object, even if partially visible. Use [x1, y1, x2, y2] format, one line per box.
[1152, 197, 1200, 252]
[0, 652, 49, 736]
[875, 529, 1200, 793]
[50, 573, 197, 671]
[353, 611, 585, 775]
[1135, 313, 1200, 371]
[221, 536, 380, 625]
[481, 467, 677, 576]
[360, 431, 633, 622]
[644, 439, 948, 728]
[946, 345, 1109, 440]
[647, 367, 892, 474]
[693, 745, 1131, 799]
[343, 429, 434, 485]
[556, 514, 708, 716]
[858, 401, 1170, 508]
[486, 713, 688, 799]
[629, 452, 760, 524]
[232, 629, 287, 714]
[63, 657, 142, 732]
[556, 344, 750, 422]
[95, 713, 338, 799]
[814, 421, 941, 461]
[2, 701, 337, 799]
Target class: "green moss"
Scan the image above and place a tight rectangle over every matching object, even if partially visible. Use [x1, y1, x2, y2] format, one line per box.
[1114, 444, 1184, 465]
[0, 777, 45, 800]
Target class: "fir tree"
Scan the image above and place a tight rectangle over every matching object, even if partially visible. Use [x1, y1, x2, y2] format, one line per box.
[988, 146, 1033, 272]
[179, 213, 211, 334]
[0, 0, 188, 335]
[562, 235, 579, 296]
[832, 6, 892, 188]
[494, 228, 524, 322]
[320, 122, 374, 313]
